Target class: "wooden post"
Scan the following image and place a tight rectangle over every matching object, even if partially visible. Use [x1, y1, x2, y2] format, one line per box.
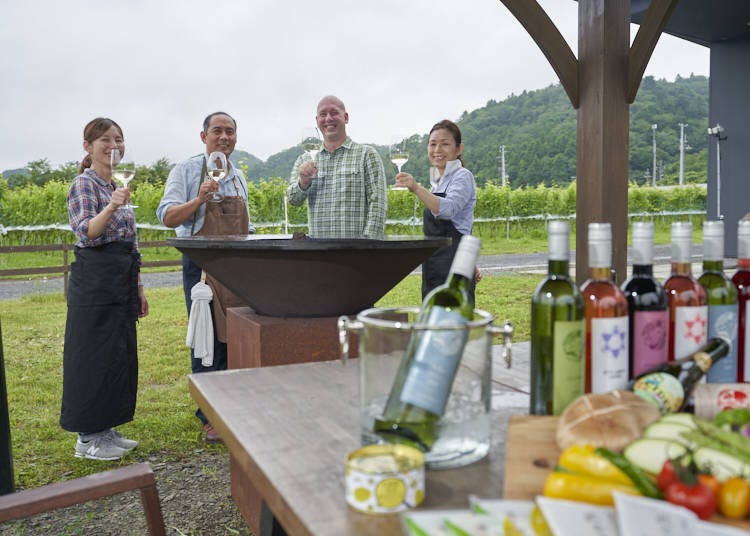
[499, 0, 677, 284]
[575, 0, 630, 284]
[0, 320, 14, 495]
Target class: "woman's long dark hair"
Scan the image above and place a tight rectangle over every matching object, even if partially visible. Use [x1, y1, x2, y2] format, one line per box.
[79, 118, 123, 174]
[429, 119, 463, 165]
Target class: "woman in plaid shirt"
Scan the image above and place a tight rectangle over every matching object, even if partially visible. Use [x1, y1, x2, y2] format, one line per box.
[60, 118, 148, 461]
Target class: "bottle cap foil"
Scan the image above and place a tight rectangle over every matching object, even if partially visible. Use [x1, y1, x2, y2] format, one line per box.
[670, 222, 693, 263]
[588, 222, 612, 268]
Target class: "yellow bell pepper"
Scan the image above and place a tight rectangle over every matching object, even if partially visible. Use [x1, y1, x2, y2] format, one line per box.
[543, 471, 641, 506]
[557, 444, 633, 486]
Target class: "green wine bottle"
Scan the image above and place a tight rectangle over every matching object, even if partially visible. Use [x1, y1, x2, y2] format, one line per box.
[630, 337, 730, 413]
[374, 235, 480, 451]
[530, 221, 585, 415]
[698, 220, 739, 383]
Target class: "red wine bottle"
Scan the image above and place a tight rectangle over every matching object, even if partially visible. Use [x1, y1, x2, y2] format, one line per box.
[732, 219, 750, 381]
[621, 222, 668, 378]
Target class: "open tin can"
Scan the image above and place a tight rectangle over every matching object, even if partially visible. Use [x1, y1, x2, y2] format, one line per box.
[345, 444, 425, 514]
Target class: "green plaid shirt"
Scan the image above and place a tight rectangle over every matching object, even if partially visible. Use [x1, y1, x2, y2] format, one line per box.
[287, 137, 387, 239]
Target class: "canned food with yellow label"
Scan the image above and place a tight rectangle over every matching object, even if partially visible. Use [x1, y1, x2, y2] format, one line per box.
[345, 444, 425, 514]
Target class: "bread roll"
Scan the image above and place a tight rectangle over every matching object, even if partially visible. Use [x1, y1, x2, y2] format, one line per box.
[556, 390, 661, 452]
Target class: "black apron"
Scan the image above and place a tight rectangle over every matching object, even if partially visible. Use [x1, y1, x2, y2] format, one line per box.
[421, 192, 476, 305]
[60, 241, 140, 433]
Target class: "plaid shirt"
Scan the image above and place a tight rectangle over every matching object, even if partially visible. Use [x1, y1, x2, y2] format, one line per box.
[68, 169, 137, 248]
[287, 137, 387, 239]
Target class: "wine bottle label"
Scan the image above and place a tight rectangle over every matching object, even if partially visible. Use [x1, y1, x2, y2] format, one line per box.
[591, 316, 629, 393]
[673, 305, 708, 360]
[745, 301, 750, 382]
[552, 319, 585, 414]
[633, 372, 685, 414]
[399, 307, 468, 416]
[705, 304, 738, 383]
[632, 310, 669, 377]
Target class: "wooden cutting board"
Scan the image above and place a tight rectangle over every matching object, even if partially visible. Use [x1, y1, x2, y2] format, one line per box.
[503, 414, 750, 531]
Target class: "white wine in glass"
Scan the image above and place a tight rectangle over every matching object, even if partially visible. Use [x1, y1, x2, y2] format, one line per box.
[390, 141, 409, 190]
[111, 148, 137, 209]
[206, 151, 227, 201]
[300, 128, 321, 179]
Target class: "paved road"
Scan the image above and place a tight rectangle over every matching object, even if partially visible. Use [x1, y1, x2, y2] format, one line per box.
[0, 244, 717, 301]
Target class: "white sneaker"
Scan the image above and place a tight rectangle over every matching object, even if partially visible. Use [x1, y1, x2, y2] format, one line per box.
[108, 429, 138, 451]
[74, 435, 127, 461]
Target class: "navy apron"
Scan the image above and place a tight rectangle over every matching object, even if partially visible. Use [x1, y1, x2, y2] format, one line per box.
[60, 241, 140, 433]
[421, 192, 476, 305]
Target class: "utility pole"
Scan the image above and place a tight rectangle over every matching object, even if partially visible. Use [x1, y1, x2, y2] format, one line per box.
[678, 123, 688, 185]
[651, 124, 658, 186]
[498, 145, 508, 186]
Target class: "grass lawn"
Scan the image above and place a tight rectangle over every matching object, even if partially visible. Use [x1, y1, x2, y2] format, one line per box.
[0, 271, 537, 490]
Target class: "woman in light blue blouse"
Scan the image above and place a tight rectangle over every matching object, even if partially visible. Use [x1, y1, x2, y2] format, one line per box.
[395, 120, 479, 303]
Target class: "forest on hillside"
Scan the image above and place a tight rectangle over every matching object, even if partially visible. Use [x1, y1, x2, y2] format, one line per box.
[2, 75, 708, 190]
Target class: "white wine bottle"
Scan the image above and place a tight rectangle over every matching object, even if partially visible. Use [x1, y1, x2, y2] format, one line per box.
[374, 235, 480, 451]
[530, 221, 585, 415]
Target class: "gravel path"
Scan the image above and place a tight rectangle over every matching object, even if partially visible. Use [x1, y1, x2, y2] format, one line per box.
[0, 449, 252, 536]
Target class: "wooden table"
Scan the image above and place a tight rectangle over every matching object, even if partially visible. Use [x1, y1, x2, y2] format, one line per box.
[188, 343, 530, 536]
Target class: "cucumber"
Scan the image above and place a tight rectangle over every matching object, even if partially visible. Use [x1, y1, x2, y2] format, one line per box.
[693, 447, 750, 483]
[642, 422, 694, 446]
[657, 413, 697, 429]
[624, 438, 688, 475]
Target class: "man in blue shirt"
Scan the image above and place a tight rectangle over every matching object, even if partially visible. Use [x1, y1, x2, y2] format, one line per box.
[157, 112, 253, 443]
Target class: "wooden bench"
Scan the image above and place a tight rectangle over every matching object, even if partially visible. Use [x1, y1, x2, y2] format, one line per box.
[0, 462, 166, 535]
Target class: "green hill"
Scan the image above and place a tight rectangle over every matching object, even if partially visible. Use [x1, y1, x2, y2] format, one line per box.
[244, 75, 708, 188]
[2, 76, 709, 189]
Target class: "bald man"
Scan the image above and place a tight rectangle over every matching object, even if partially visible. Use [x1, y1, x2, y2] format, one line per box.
[287, 95, 387, 239]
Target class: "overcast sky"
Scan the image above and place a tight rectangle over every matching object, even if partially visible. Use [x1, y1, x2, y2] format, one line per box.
[0, 0, 709, 172]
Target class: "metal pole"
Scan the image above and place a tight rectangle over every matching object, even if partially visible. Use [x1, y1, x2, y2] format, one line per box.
[501, 146, 507, 187]
[717, 136, 721, 220]
[708, 124, 726, 220]
[651, 124, 658, 186]
[678, 123, 687, 186]
[0, 320, 14, 495]
[282, 195, 289, 234]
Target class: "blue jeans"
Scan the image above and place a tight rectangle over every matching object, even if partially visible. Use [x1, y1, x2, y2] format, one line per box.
[182, 255, 228, 425]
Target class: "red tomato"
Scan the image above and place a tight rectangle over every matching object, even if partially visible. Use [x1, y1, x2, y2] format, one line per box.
[665, 481, 717, 520]
[657, 460, 678, 492]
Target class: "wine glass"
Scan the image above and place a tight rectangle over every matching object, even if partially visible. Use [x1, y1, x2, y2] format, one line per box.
[206, 151, 227, 202]
[111, 148, 137, 209]
[389, 140, 409, 190]
[300, 128, 322, 179]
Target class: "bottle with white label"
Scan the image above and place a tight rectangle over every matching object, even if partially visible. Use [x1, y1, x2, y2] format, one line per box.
[732, 220, 750, 382]
[374, 235, 480, 451]
[580, 222, 629, 393]
[664, 222, 708, 361]
[621, 222, 669, 378]
[698, 220, 738, 383]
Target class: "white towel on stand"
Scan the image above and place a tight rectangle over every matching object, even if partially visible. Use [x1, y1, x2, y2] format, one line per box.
[186, 281, 214, 367]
